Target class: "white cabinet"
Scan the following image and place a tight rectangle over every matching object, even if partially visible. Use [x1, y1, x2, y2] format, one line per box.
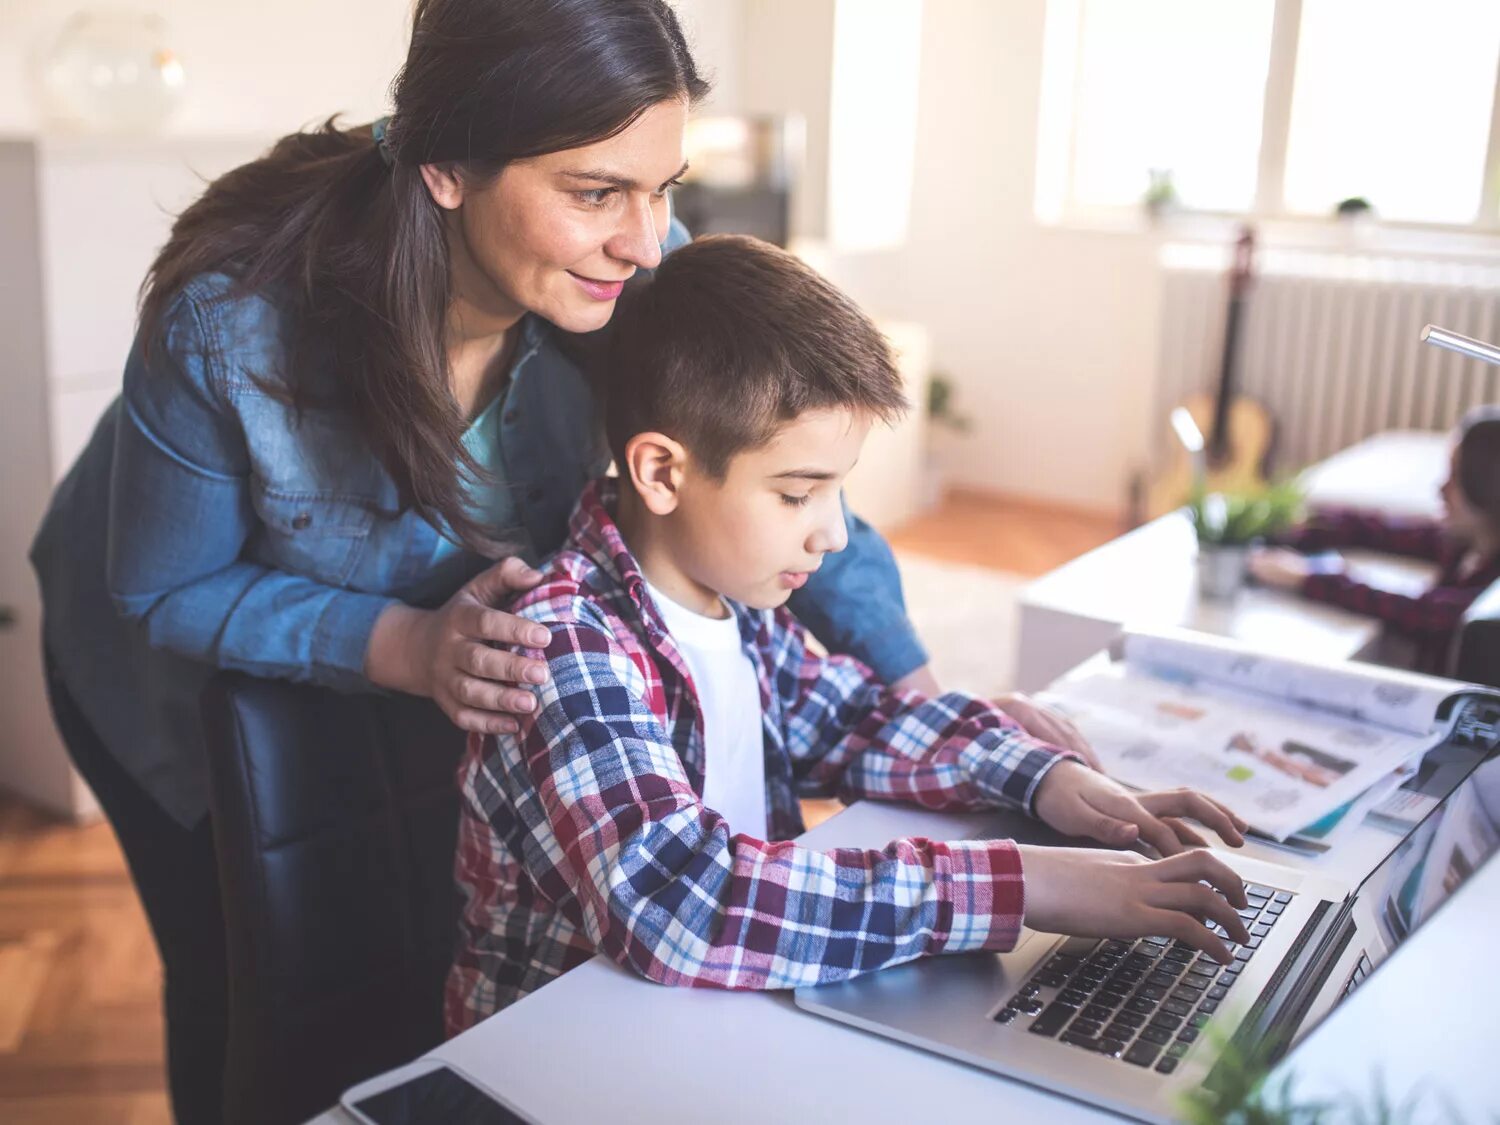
[0, 133, 268, 818]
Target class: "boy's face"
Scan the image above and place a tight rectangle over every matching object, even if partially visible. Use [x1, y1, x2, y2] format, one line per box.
[662, 407, 873, 611]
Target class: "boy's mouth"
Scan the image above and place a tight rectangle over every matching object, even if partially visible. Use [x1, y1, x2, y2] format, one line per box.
[779, 571, 812, 590]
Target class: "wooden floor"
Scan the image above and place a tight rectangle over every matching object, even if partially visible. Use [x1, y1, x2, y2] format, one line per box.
[0, 488, 1120, 1124]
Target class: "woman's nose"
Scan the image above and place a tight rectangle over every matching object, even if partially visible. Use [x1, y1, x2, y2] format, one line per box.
[605, 195, 664, 270]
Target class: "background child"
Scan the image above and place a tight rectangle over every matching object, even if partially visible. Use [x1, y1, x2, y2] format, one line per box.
[445, 235, 1250, 1034]
[1249, 406, 1500, 672]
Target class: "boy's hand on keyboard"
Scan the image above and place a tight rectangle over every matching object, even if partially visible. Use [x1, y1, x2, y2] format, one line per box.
[1017, 845, 1253, 963]
[1032, 761, 1249, 855]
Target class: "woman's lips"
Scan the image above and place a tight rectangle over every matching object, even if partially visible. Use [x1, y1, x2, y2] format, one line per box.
[569, 271, 627, 301]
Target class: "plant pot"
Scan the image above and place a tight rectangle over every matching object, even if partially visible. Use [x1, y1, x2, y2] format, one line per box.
[1196, 543, 1249, 600]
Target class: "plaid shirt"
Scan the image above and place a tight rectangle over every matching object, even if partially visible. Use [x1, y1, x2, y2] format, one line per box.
[445, 479, 1076, 1034]
[1284, 509, 1500, 671]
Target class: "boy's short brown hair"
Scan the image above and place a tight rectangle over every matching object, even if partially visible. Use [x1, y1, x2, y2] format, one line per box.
[605, 234, 909, 477]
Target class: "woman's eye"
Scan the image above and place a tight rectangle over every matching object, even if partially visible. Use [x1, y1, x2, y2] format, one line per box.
[576, 187, 617, 207]
[779, 494, 812, 508]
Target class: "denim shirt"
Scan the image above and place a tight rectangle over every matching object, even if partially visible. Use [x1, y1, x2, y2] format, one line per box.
[30, 226, 927, 827]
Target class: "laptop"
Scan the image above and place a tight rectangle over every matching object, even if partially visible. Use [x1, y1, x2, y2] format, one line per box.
[794, 692, 1500, 1123]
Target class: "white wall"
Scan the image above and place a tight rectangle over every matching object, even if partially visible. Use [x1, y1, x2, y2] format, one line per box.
[0, 0, 740, 135]
[740, 0, 1160, 515]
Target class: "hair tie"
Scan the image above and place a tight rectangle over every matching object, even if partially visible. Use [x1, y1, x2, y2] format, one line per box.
[371, 116, 395, 168]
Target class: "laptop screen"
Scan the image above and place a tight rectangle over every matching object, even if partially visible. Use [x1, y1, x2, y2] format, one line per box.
[1346, 746, 1500, 973]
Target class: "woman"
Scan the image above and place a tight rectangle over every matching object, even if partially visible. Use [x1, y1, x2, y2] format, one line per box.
[31, 0, 1087, 1119]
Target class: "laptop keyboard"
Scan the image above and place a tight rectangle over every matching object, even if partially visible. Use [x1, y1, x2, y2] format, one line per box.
[993, 882, 1294, 1075]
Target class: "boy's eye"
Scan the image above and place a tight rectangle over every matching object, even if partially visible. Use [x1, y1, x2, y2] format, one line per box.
[653, 177, 685, 199]
[779, 494, 812, 508]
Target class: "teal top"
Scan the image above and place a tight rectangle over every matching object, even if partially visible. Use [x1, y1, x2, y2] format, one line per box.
[433, 391, 520, 566]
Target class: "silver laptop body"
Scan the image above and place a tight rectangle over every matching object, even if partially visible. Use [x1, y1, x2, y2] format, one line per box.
[794, 694, 1500, 1123]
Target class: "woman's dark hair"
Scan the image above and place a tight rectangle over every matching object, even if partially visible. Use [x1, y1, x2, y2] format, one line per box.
[606, 235, 909, 477]
[139, 0, 709, 548]
[1457, 406, 1500, 526]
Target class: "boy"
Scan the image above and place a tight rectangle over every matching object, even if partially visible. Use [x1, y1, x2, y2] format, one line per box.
[446, 235, 1251, 1033]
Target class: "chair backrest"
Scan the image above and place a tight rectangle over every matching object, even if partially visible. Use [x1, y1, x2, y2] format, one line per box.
[201, 673, 466, 1125]
[1454, 577, 1500, 689]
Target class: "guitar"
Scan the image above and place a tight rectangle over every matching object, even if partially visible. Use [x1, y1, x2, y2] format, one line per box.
[1147, 225, 1275, 517]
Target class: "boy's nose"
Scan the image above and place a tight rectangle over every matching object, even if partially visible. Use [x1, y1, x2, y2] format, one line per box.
[807, 502, 850, 555]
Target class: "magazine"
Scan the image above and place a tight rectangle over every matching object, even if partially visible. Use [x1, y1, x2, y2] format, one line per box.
[1036, 628, 1484, 841]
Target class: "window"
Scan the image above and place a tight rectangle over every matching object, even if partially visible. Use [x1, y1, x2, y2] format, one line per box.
[827, 0, 924, 251]
[1038, 0, 1500, 227]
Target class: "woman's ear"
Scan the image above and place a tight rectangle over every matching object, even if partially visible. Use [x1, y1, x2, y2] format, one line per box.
[419, 163, 466, 210]
[624, 432, 687, 515]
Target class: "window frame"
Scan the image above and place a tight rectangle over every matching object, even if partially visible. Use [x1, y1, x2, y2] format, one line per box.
[1040, 0, 1500, 235]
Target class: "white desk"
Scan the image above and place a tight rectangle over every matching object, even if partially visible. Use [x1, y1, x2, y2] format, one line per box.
[307, 787, 1488, 1124]
[1014, 431, 1447, 695]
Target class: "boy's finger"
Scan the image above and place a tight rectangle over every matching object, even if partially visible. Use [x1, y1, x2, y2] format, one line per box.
[1158, 849, 1248, 908]
[1149, 910, 1232, 964]
[1162, 816, 1210, 849]
[1096, 791, 1181, 856]
[1150, 882, 1250, 944]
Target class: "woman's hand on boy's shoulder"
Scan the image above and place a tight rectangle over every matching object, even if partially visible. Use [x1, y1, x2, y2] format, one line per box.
[1032, 761, 1249, 856]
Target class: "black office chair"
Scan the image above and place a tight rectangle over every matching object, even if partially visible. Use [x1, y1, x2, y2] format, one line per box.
[201, 673, 467, 1125]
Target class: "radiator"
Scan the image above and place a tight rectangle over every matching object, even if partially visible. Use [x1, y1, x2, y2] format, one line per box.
[1155, 246, 1500, 474]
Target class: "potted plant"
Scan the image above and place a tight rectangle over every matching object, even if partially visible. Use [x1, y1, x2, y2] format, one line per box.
[921, 371, 972, 508]
[1189, 480, 1303, 599]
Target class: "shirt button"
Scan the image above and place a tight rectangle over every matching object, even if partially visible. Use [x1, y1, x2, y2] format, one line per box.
[292, 513, 312, 530]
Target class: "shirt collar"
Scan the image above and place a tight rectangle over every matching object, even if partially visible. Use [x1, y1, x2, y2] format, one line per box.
[566, 477, 763, 646]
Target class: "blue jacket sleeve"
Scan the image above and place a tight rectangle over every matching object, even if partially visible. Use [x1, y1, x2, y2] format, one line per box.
[105, 283, 394, 691]
[787, 497, 928, 684]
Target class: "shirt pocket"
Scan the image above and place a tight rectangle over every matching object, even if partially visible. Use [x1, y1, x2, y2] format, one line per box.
[249, 485, 377, 587]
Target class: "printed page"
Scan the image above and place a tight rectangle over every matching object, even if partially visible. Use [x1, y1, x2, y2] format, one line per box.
[1119, 628, 1462, 737]
[1038, 661, 1440, 841]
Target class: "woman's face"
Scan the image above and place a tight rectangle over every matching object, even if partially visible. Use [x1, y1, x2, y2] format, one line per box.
[425, 98, 690, 334]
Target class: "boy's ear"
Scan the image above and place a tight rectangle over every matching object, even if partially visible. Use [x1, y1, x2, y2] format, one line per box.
[624, 432, 688, 515]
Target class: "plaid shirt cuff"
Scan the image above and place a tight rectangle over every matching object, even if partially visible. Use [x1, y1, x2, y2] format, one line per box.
[961, 737, 1083, 816]
[937, 838, 1029, 954]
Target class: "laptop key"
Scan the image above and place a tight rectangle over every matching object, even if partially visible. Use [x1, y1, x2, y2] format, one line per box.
[1137, 985, 1167, 1001]
[1059, 987, 1090, 1007]
[1156, 1057, 1180, 1075]
[1126, 996, 1157, 1015]
[1082, 1003, 1114, 1023]
[1124, 1041, 1161, 1067]
[1176, 1026, 1199, 1043]
[993, 1007, 1019, 1024]
[1161, 999, 1192, 1018]
[1017, 997, 1045, 1016]
[1170, 986, 1201, 1003]
[1166, 1041, 1189, 1058]
[1148, 1012, 1181, 1031]
[1111, 1010, 1147, 1029]
[1207, 985, 1229, 1001]
[1033, 971, 1068, 988]
[1272, 890, 1293, 904]
[1138, 1026, 1172, 1045]
[1265, 901, 1287, 916]
[1028, 1002, 1076, 1037]
[1147, 972, 1178, 988]
[1096, 988, 1130, 1008]
[1097, 1038, 1127, 1058]
[1233, 947, 1255, 962]
[1197, 999, 1219, 1015]
[1061, 1031, 1101, 1051]
[1069, 1018, 1104, 1038]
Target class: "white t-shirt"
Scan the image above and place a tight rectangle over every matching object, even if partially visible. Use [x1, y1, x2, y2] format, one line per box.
[645, 580, 769, 839]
